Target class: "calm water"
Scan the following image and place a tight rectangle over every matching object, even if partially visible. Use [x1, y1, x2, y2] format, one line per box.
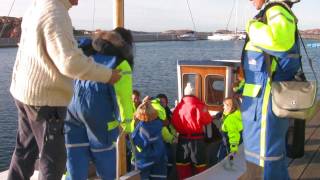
[0, 40, 319, 171]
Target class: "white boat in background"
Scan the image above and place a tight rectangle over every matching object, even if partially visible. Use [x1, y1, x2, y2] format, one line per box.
[207, 32, 238, 41]
[207, 31, 246, 41]
[207, 0, 247, 41]
[177, 31, 197, 41]
[237, 33, 246, 40]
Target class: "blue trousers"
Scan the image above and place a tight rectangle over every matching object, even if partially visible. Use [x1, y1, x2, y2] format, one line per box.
[140, 159, 167, 180]
[64, 120, 118, 180]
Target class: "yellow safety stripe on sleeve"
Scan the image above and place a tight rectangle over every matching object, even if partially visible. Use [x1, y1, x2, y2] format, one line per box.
[242, 83, 262, 97]
[107, 120, 120, 131]
[151, 98, 167, 121]
[259, 77, 272, 167]
[114, 60, 134, 132]
[247, 5, 296, 52]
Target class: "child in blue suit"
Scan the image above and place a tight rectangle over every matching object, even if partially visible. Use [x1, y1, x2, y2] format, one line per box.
[131, 97, 167, 179]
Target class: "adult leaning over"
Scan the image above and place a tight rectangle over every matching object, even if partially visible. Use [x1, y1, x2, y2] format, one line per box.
[240, 0, 301, 179]
[7, 0, 120, 180]
[64, 28, 134, 180]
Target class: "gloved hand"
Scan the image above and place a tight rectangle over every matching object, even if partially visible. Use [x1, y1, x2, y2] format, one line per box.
[230, 144, 238, 153]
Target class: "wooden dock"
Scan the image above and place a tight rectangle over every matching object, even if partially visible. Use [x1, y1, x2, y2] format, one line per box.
[288, 104, 320, 179]
[189, 102, 320, 180]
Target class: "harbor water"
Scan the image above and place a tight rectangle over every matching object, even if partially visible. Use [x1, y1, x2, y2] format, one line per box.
[1, 40, 320, 171]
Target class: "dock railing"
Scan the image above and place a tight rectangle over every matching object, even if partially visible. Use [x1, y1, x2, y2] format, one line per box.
[0, 38, 19, 47]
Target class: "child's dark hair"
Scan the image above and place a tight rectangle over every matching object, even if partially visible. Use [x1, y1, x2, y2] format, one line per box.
[133, 89, 140, 97]
[156, 94, 168, 101]
[114, 27, 133, 46]
[113, 27, 134, 69]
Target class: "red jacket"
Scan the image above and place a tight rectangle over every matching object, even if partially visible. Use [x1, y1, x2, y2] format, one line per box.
[172, 96, 212, 134]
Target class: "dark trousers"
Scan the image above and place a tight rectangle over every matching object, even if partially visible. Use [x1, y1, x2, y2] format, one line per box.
[7, 99, 67, 180]
[176, 137, 207, 179]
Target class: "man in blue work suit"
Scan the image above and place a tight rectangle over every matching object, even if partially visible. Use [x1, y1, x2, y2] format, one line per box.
[64, 28, 134, 180]
[240, 0, 301, 179]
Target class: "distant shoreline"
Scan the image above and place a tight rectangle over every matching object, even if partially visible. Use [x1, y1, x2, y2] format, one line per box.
[0, 33, 211, 48]
[0, 32, 319, 48]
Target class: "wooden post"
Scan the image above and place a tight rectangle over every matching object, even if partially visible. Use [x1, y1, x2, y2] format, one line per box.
[116, 130, 127, 179]
[113, 0, 124, 28]
[113, 1, 127, 179]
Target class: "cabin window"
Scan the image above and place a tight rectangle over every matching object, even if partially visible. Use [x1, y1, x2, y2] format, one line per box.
[182, 74, 202, 99]
[205, 75, 225, 106]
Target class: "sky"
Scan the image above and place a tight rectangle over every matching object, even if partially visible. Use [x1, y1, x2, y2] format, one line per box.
[1, 0, 319, 32]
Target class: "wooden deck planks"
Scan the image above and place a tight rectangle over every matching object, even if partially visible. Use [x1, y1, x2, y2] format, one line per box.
[289, 108, 320, 180]
[299, 146, 320, 179]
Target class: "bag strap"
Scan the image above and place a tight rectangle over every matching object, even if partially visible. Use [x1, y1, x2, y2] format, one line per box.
[261, 2, 318, 85]
[297, 31, 319, 84]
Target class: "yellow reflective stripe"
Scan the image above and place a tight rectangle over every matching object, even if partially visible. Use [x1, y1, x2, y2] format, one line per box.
[259, 60, 276, 166]
[260, 78, 272, 167]
[176, 162, 191, 166]
[243, 83, 262, 97]
[136, 146, 142, 153]
[267, 5, 295, 24]
[107, 120, 120, 131]
[271, 58, 277, 73]
[268, 12, 294, 24]
[195, 164, 206, 168]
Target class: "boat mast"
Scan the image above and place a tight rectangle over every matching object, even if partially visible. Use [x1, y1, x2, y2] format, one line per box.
[113, 0, 127, 179]
[234, 0, 238, 34]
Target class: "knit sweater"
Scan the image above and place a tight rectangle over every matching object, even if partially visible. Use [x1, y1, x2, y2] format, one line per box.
[10, 0, 112, 106]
